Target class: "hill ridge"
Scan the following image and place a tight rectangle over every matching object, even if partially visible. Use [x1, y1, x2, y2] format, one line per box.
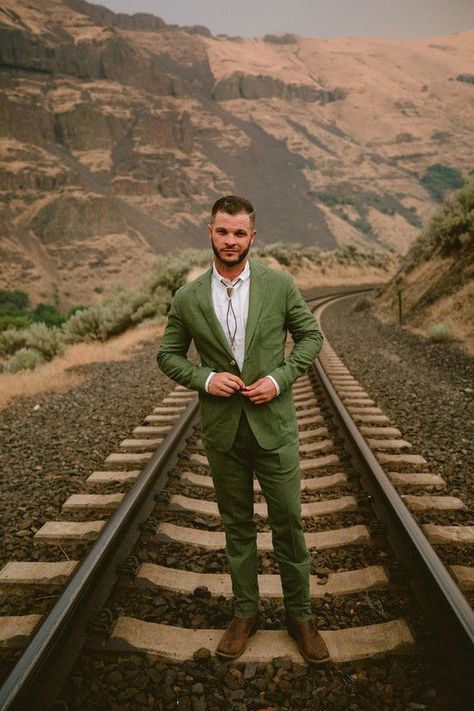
[0, 0, 472, 306]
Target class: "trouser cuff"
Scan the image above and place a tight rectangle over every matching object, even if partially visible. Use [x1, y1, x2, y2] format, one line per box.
[234, 604, 259, 618]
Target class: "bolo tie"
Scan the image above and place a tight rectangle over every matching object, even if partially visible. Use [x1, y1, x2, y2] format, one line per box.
[221, 278, 241, 350]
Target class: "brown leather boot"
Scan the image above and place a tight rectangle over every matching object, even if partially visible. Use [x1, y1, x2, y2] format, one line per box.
[286, 617, 330, 664]
[216, 614, 259, 659]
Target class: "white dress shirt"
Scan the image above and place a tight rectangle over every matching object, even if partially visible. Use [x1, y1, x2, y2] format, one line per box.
[205, 261, 280, 395]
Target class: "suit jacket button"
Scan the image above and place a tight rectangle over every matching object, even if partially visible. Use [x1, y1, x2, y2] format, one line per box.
[230, 359, 236, 366]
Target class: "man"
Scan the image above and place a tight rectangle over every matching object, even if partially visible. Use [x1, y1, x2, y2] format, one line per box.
[157, 195, 329, 664]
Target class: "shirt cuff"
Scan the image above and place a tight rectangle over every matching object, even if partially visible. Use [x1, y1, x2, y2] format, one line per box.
[205, 371, 216, 393]
[265, 375, 280, 396]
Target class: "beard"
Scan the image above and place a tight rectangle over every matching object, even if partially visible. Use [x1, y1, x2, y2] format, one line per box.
[211, 238, 251, 267]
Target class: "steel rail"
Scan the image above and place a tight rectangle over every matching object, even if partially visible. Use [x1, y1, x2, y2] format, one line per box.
[0, 396, 200, 711]
[312, 295, 474, 705]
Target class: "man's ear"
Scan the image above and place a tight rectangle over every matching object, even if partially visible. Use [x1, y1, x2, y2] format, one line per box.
[208, 224, 213, 240]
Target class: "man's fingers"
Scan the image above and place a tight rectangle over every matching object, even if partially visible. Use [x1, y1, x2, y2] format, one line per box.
[210, 373, 275, 401]
[209, 372, 245, 397]
[226, 378, 245, 391]
[222, 373, 245, 388]
[231, 379, 246, 390]
[241, 377, 277, 404]
[241, 378, 264, 393]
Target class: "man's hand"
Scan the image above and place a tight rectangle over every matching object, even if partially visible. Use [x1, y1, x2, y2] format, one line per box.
[240, 377, 277, 405]
[208, 372, 246, 397]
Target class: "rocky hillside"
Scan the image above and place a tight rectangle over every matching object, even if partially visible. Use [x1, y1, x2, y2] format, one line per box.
[375, 179, 474, 353]
[0, 0, 473, 307]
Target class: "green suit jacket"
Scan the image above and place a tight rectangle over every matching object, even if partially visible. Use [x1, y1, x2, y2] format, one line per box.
[157, 259, 323, 451]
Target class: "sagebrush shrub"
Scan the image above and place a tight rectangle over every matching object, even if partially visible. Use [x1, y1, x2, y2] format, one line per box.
[429, 323, 454, 342]
[25, 323, 64, 360]
[0, 327, 30, 357]
[62, 307, 103, 343]
[3, 347, 45, 373]
[403, 178, 474, 270]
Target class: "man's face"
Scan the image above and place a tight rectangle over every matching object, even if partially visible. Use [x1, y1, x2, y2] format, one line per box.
[208, 211, 256, 268]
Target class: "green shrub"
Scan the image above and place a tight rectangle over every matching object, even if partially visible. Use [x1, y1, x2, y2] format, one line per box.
[271, 244, 299, 266]
[429, 323, 454, 342]
[421, 163, 465, 201]
[148, 256, 192, 294]
[3, 347, 45, 373]
[0, 289, 29, 312]
[131, 287, 170, 323]
[0, 314, 32, 332]
[456, 74, 474, 85]
[256, 243, 304, 266]
[0, 289, 32, 332]
[62, 254, 194, 344]
[63, 288, 152, 342]
[396, 132, 415, 143]
[352, 219, 372, 235]
[317, 192, 355, 207]
[0, 327, 30, 357]
[25, 323, 64, 360]
[62, 307, 103, 343]
[404, 178, 474, 268]
[431, 131, 451, 143]
[67, 305, 88, 317]
[31, 303, 66, 327]
[0, 289, 66, 332]
[0, 253, 196, 369]
[0, 322, 64, 360]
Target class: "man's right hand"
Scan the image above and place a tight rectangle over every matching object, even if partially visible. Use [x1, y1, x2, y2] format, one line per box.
[208, 372, 246, 397]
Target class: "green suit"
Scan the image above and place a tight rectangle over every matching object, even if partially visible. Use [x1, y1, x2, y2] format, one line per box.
[157, 258, 323, 619]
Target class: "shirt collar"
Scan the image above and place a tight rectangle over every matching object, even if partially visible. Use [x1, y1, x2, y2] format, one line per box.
[212, 260, 250, 286]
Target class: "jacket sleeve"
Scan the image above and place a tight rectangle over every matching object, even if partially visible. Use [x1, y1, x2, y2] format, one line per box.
[156, 290, 213, 393]
[268, 276, 323, 393]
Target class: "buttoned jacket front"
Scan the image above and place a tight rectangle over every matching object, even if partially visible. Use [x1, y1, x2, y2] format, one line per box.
[157, 259, 323, 451]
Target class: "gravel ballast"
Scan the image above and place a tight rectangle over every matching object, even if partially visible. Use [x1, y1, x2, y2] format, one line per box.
[320, 296, 473, 508]
[0, 338, 172, 572]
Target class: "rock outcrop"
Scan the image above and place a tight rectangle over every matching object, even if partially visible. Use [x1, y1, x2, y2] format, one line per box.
[64, 0, 167, 31]
[212, 73, 345, 103]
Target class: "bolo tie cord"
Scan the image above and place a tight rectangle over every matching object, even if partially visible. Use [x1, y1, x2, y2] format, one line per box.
[221, 279, 240, 350]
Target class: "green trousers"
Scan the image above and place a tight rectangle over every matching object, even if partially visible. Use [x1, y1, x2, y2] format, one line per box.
[205, 412, 311, 621]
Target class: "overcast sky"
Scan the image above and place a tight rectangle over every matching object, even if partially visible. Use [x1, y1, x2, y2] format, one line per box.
[94, 0, 474, 39]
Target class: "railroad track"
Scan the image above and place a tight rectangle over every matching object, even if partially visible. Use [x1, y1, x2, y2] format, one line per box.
[0, 291, 472, 710]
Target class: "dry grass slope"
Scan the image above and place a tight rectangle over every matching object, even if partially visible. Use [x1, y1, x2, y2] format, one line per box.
[0, 322, 163, 410]
[375, 179, 474, 353]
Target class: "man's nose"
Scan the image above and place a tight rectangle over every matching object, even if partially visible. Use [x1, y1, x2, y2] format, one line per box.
[224, 233, 237, 245]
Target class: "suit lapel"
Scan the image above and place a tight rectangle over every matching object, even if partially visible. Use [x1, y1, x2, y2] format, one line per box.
[245, 260, 269, 357]
[195, 268, 234, 358]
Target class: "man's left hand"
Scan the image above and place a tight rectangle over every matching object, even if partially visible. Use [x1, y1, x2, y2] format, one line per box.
[240, 377, 277, 405]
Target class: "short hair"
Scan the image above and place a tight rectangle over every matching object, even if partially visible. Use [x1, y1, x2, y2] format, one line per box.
[210, 195, 256, 228]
